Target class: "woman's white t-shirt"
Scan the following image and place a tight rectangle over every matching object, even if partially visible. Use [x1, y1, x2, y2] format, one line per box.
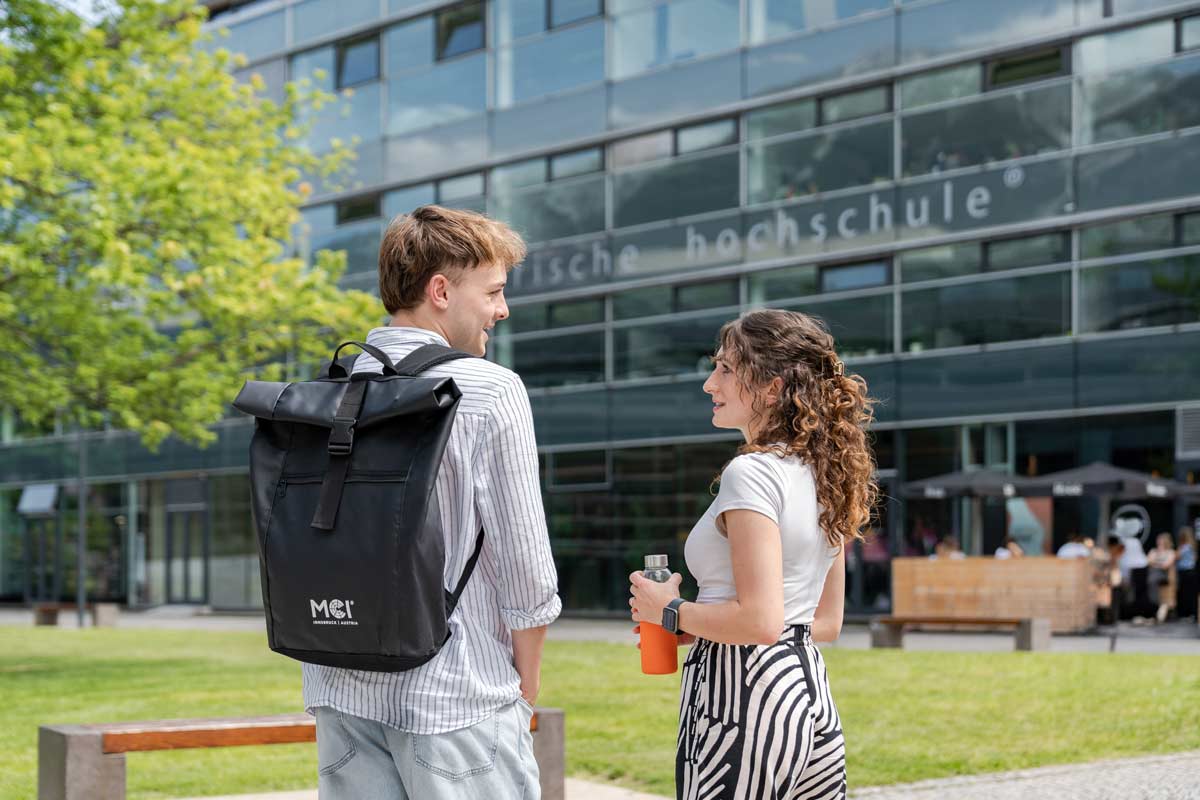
[684, 452, 838, 625]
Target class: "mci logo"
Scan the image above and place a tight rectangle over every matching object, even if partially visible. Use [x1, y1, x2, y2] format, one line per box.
[310, 598, 358, 626]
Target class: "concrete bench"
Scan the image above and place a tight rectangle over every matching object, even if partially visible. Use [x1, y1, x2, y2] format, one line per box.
[33, 602, 120, 628]
[38, 708, 565, 800]
[869, 615, 1051, 651]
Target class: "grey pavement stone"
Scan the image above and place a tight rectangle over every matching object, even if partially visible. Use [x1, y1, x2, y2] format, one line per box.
[850, 751, 1200, 799]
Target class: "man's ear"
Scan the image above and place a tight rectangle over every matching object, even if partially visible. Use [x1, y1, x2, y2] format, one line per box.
[427, 273, 451, 311]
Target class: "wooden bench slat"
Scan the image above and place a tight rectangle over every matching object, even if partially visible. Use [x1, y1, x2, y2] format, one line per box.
[98, 711, 541, 754]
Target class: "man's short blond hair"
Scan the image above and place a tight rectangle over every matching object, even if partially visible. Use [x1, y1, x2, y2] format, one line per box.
[378, 205, 526, 314]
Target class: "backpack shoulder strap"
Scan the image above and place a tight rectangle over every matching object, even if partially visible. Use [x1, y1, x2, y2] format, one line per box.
[395, 343, 475, 376]
[446, 527, 485, 617]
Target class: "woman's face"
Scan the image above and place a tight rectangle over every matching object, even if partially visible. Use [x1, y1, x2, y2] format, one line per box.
[702, 352, 755, 436]
[1158, 533, 1173, 550]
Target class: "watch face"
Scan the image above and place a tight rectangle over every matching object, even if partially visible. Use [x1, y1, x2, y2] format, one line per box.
[662, 607, 678, 634]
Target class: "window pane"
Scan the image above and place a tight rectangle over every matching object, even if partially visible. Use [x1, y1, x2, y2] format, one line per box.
[900, 64, 980, 110]
[336, 195, 380, 224]
[1183, 16, 1200, 52]
[748, 264, 819, 303]
[821, 85, 890, 124]
[549, 298, 605, 327]
[609, 53, 742, 129]
[1182, 212, 1200, 245]
[291, 46, 335, 93]
[218, 10, 286, 62]
[613, 285, 673, 319]
[987, 47, 1064, 88]
[492, 159, 547, 191]
[1080, 52, 1200, 145]
[493, 85, 608, 157]
[902, 272, 1070, 351]
[747, 0, 892, 45]
[786, 293, 892, 356]
[611, 131, 673, 167]
[438, 1, 485, 60]
[439, 172, 485, 200]
[387, 53, 487, 135]
[611, 0, 741, 80]
[489, 174, 606, 242]
[614, 151, 740, 228]
[302, 81, 383, 152]
[382, 184, 436, 219]
[496, 20, 605, 108]
[676, 280, 738, 311]
[746, 99, 817, 141]
[337, 38, 379, 89]
[1080, 214, 1175, 259]
[550, 449, 608, 486]
[385, 16, 435, 74]
[747, 119, 893, 203]
[551, 148, 603, 179]
[234, 57, 287, 105]
[901, 82, 1071, 176]
[677, 119, 737, 154]
[899, 242, 983, 283]
[509, 303, 548, 333]
[315, 218, 382, 276]
[614, 313, 727, 379]
[986, 232, 1068, 270]
[899, 0, 1076, 65]
[746, 13, 895, 97]
[294, 0, 378, 47]
[1079, 254, 1200, 332]
[1074, 20, 1174, 75]
[820, 260, 890, 292]
[553, 0, 603, 27]
[513, 332, 606, 387]
[1077, 132, 1200, 213]
[495, 0, 545, 44]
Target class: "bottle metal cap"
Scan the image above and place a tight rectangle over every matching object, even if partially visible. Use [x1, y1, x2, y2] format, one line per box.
[644, 554, 669, 569]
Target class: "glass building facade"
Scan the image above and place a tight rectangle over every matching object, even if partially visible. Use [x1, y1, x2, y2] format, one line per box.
[4, 0, 1200, 614]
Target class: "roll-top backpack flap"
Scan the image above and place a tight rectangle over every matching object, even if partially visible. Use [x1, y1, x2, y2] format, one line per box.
[234, 377, 461, 429]
[233, 381, 292, 419]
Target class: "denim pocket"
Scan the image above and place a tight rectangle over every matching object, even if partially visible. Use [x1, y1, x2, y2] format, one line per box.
[315, 708, 356, 777]
[414, 712, 500, 780]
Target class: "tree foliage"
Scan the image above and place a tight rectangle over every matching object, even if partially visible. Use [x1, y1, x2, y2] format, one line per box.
[0, 0, 379, 448]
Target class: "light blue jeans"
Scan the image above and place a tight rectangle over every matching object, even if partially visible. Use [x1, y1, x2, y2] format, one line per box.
[315, 700, 539, 800]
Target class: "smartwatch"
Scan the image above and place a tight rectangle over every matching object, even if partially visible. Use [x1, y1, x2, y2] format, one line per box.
[661, 598, 687, 635]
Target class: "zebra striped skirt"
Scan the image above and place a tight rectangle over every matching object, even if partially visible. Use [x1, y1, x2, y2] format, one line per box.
[676, 625, 846, 800]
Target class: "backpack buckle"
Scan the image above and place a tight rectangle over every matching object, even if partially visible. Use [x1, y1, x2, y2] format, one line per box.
[328, 416, 356, 456]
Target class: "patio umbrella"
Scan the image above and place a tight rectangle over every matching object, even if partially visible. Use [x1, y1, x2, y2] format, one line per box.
[1019, 461, 1184, 499]
[901, 468, 1030, 499]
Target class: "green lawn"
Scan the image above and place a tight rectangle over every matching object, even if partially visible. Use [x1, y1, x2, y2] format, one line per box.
[1, 627, 1199, 799]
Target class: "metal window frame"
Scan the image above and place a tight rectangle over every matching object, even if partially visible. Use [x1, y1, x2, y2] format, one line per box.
[335, 33, 383, 90]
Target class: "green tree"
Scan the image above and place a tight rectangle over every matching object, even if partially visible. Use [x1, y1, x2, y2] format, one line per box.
[0, 0, 379, 448]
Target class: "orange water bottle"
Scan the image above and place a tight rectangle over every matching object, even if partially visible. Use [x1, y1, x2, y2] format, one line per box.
[640, 554, 678, 675]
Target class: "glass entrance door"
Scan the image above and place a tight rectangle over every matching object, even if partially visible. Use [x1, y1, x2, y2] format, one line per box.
[846, 474, 897, 614]
[165, 509, 207, 604]
[26, 516, 62, 602]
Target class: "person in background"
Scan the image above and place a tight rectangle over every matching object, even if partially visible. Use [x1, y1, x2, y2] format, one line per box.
[1175, 526, 1197, 620]
[994, 536, 1024, 560]
[1146, 532, 1177, 624]
[1057, 533, 1091, 559]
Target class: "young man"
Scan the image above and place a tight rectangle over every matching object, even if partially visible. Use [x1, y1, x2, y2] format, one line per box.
[304, 205, 561, 798]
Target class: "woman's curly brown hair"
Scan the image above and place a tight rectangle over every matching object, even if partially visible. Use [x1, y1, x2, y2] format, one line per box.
[716, 309, 878, 549]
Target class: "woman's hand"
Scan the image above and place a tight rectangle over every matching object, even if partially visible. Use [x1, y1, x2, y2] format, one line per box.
[629, 571, 682, 627]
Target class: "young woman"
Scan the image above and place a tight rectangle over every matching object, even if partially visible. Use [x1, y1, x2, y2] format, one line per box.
[630, 309, 877, 800]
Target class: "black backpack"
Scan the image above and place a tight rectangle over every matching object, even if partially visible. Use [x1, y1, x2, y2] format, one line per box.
[233, 341, 482, 672]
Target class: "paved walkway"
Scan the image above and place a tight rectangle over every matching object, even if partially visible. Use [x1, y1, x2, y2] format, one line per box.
[849, 750, 1200, 799]
[6, 607, 1199, 654]
[175, 751, 1200, 800]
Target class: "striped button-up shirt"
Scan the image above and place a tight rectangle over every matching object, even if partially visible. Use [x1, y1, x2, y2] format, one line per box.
[302, 326, 562, 734]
